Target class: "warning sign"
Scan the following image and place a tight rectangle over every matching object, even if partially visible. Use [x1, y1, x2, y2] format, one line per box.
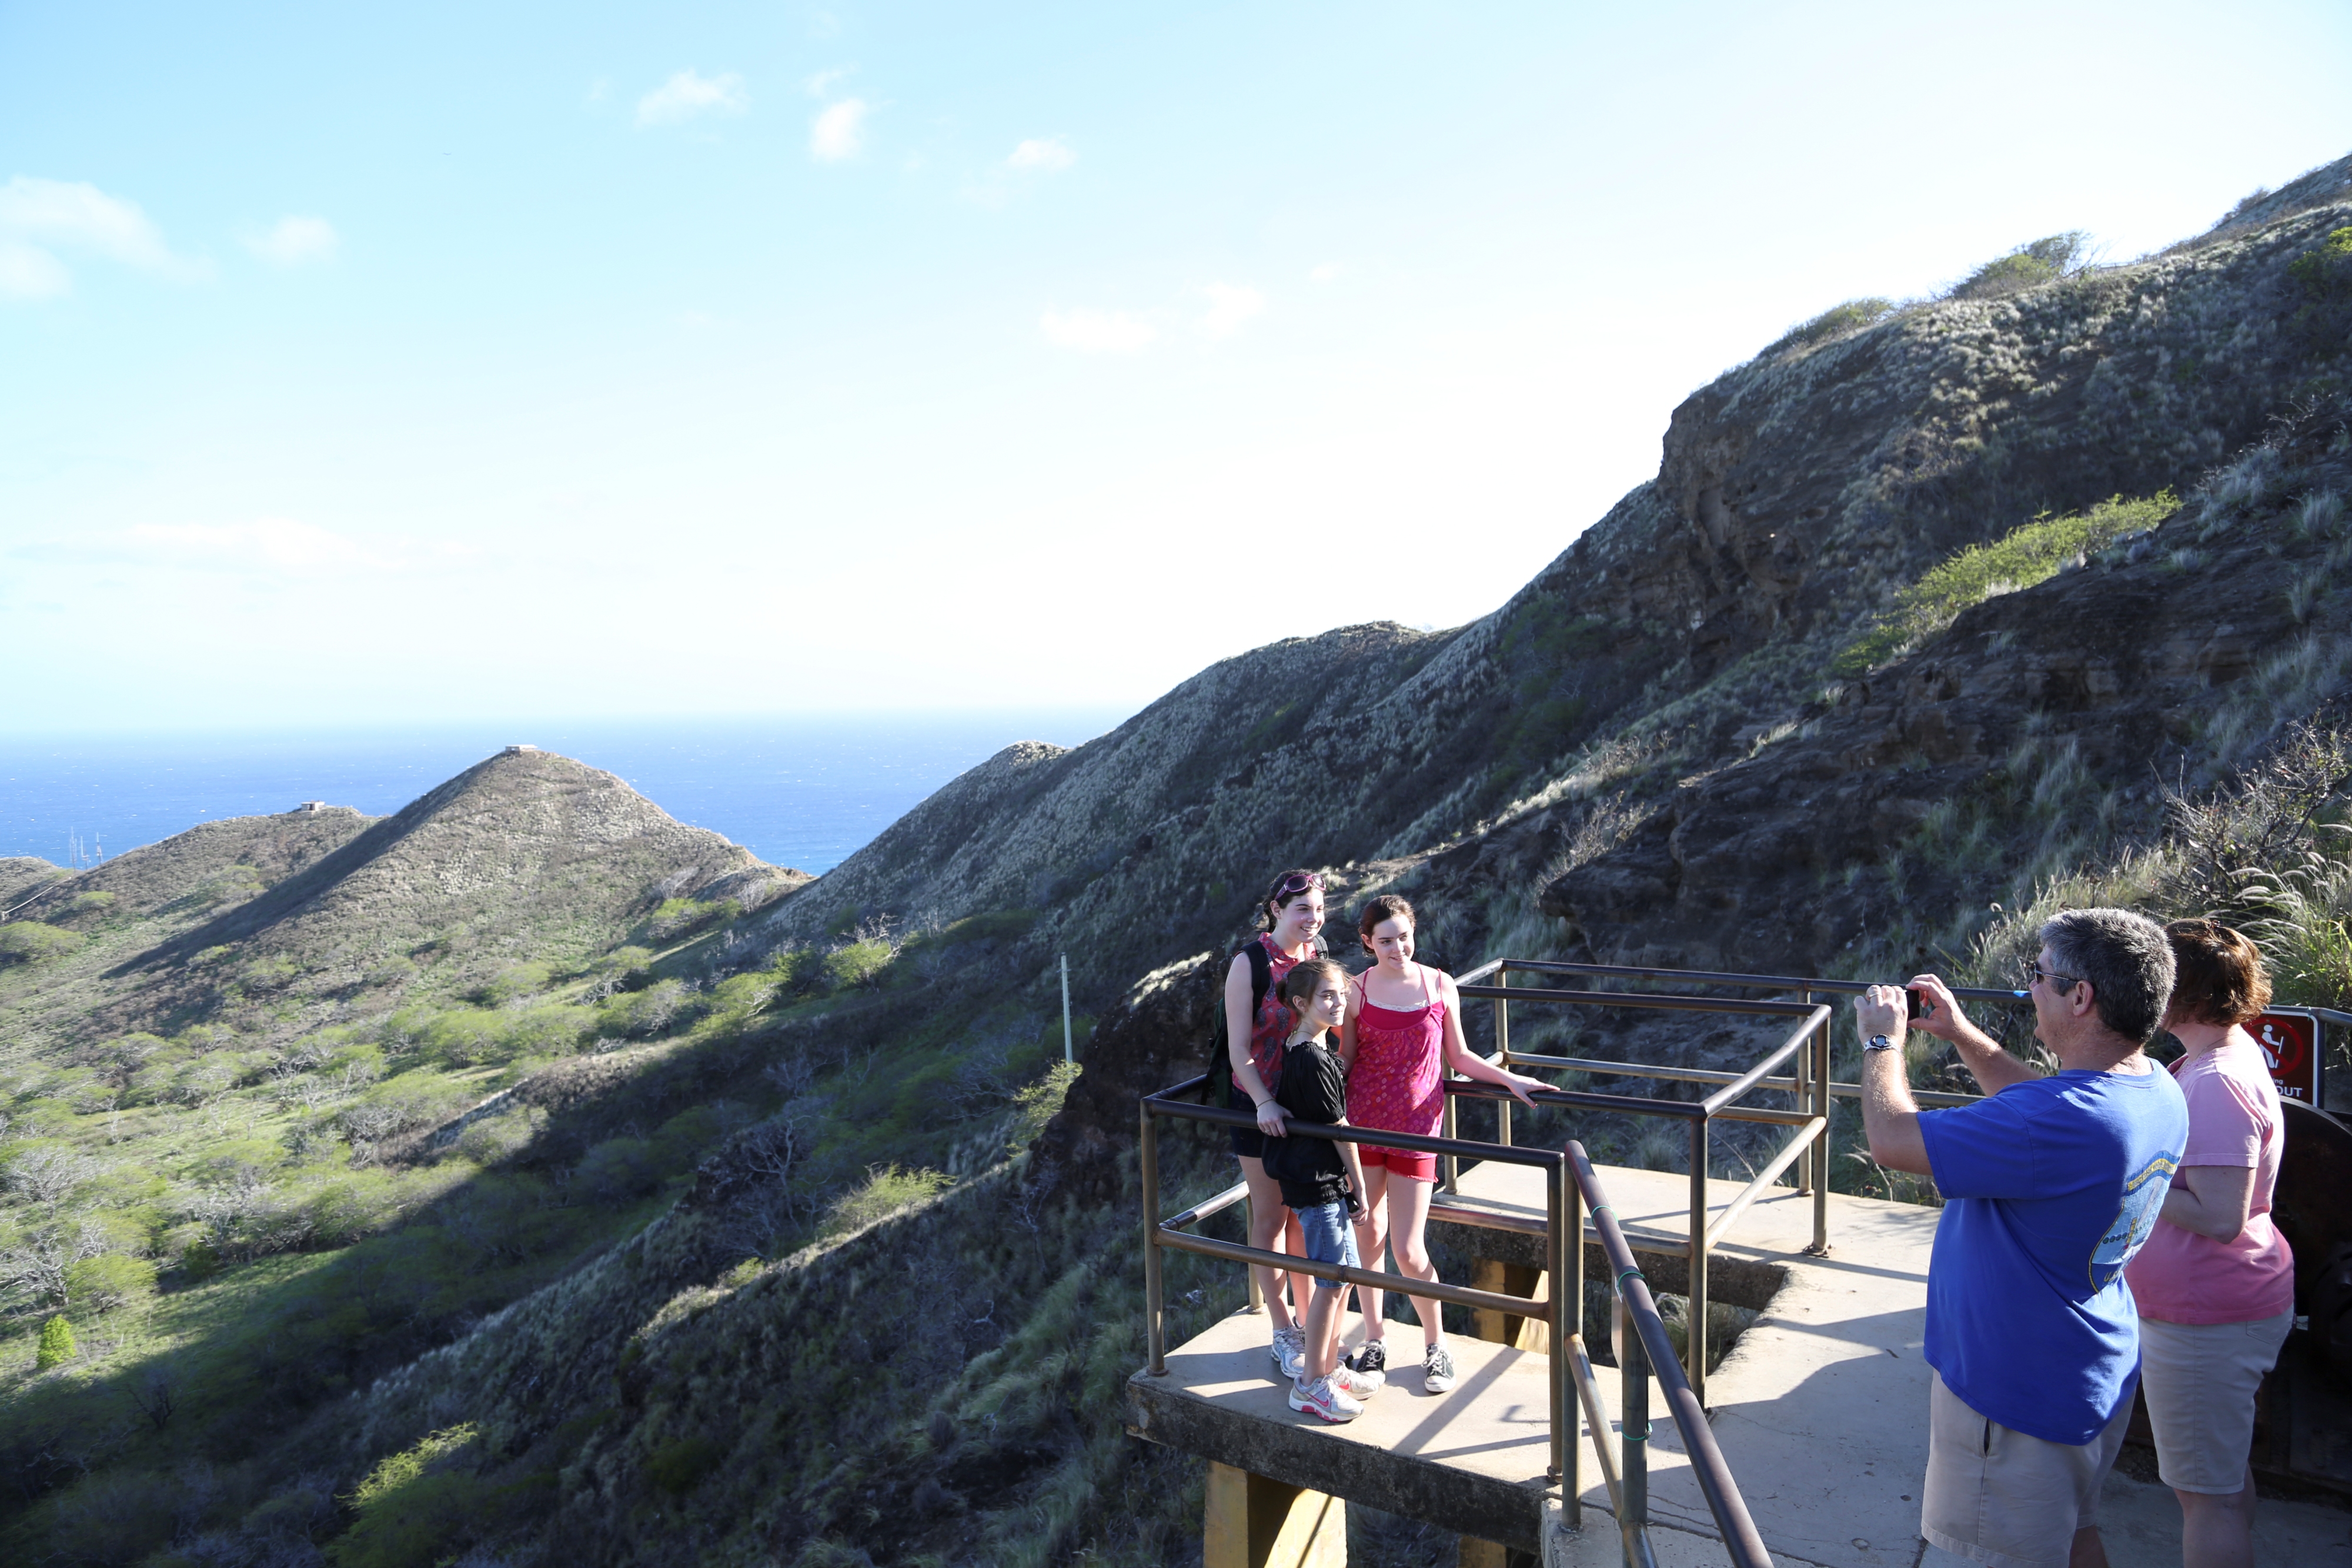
[2247, 1009, 2322, 1106]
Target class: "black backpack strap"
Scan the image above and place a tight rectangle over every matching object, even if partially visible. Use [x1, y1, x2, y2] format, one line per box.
[1208, 940, 1277, 1108]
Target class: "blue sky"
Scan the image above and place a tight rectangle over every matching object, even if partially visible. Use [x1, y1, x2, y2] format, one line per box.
[4, 1, 2348, 733]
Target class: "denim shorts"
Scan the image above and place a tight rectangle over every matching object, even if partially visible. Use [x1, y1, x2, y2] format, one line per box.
[1294, 1200, 1358, 1291]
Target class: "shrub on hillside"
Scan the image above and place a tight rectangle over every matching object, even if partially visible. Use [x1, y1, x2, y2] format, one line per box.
[63, 1253, 158, 1312]
[823, 1164, 953, 1238]
[825, 938, 895, 991]
[1835, 490, 2180, 674]
[1760, 297, 1897, 357]
[645, 897, 737, 943]
[0, 922, 84, 965]
[423, 1008, 506, 1066]
[601, 978, 697, 1038]
[329, 1425, 489, 1568]
[36, 1312, 78, 1369]
[2290, 225, 2352, 299]
[1950, 231, 2093, 299]
[475, 963, 550, 1007]
[497, 1004, 594, 1060]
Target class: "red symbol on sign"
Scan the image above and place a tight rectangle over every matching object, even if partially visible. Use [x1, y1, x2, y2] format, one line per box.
[2247, 1012, 2318, 1104]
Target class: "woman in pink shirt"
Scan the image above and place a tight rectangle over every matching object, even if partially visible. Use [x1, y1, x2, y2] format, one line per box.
[2123, 920, 2297, 1568]
[1339, 894, 1543, 1393]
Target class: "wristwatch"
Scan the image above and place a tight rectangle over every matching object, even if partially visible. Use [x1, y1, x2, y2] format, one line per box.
[1865, 1034, 1899, 1053]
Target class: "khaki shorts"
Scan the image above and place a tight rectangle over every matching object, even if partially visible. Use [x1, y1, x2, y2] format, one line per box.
[1922, 1370, 2130, 1568]
[2138, 1310, 2293, 1494]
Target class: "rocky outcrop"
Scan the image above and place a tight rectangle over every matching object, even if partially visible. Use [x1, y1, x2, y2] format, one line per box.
[1546, 399, 2352, 969]
[1028, 952, 1222, 1206]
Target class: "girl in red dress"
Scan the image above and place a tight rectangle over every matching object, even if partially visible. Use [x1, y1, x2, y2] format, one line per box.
[1224, 869, 1327, 1379]
[1341, 894, 1543, 1392]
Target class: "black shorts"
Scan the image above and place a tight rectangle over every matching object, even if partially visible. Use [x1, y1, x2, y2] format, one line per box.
[1231, 1124, 1266, 1160]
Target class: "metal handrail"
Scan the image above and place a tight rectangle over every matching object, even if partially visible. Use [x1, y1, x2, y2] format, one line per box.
[1141, 1076, 1579, 1488]
[1450, 968, 1838, 1407]
[1139, 1078, 1782, 1564]
[1571, 1141, 1773, 1568]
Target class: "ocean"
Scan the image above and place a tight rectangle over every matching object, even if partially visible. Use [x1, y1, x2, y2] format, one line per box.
[0, 711, 1132, 876]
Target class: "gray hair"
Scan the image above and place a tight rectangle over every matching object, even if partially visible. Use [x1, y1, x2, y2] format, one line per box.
[2039, 908, 2176, 1045]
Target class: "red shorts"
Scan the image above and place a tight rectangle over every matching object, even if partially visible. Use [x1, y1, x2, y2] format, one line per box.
[1359, 1145, 1439, 1183]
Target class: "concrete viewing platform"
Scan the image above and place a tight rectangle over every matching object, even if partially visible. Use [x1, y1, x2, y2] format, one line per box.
[1132, 1156, 2352, 1567]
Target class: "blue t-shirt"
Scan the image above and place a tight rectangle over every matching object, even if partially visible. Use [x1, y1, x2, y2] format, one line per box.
[1917, 1065, 2187, 1444]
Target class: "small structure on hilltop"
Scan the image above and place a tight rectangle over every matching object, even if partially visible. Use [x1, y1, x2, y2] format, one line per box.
[502, 744, 539, 755]
[291, 801, 331, 813]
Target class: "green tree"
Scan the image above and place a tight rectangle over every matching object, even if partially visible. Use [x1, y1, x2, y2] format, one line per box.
[36, 1313, 78, 1369]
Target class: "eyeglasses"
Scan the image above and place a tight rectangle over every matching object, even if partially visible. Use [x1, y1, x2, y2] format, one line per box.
[1272, 872, 1324, 900]
[2019, 961, 2082, 993]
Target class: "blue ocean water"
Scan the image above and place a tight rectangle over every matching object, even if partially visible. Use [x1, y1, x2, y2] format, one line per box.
[0, 710, 1131, 875]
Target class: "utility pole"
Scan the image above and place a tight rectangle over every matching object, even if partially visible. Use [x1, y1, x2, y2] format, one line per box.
[1061, 954, 1074, 1066]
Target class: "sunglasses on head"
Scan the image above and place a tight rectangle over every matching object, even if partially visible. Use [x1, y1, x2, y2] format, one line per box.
[1272, 872, 1324, 900]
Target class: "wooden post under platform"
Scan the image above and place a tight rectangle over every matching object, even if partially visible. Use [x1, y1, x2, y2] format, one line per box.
[1468, 1259, 1549, 1352]
[1205, 1460, 1347, 1568]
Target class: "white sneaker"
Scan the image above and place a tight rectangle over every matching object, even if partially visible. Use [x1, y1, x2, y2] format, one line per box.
[1288, 1374, 1365, 1423]
[1269, 1325, 1306, 1381]
[1331, 1361, 1385, 1399]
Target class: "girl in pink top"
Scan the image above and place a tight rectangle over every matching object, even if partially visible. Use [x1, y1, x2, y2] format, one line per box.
[1339, 894, 1542, 1392]
[2123, 920, 2296, 1568]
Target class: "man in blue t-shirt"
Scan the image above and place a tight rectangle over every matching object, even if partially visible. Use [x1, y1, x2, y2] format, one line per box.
[1856, 907, 2187, 1568]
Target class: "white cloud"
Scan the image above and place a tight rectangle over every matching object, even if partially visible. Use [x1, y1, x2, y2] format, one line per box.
[1007, 137, 1076, 172]
[810, 99, 868, 161]
[127, 519, 473, 576]
[1040, 307, 1158, 353]
[636, 70, 749, 128]
[244, 216, 338, 267]
[1309, 263, 1340, 283]
[1197, 282, 1267, 339]
[805, 66, 853, 98]
[0, 176, 207, 299]
[0, 240, 70, 300]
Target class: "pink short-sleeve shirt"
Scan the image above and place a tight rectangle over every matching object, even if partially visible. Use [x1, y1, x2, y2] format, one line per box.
[2123, 1038, 2295, 1325]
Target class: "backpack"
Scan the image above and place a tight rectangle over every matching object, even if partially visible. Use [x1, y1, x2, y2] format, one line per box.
[1203, 940, 1273, 1105]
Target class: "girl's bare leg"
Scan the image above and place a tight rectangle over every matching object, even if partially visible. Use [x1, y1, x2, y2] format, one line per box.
[1385, 1175, 1444, 1347]
[1238, 1156, 1296, 1332]
[1284, 1208, 1310, 1323]
[1351, 1164, 1392, 1343]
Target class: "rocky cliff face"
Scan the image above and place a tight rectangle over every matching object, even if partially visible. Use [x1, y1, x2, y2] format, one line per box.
[1548, 396, 2352, 971]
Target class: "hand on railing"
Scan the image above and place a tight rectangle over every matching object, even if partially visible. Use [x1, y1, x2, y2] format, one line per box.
[1252, 1097, 1290, 1136]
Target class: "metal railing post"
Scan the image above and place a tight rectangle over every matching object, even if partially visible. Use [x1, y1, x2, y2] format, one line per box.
[1244, 1191, 1265, 1312]
[1618, 1293, 1650, 1564]
[1551, 1151, 1576, 1512]
[1496, 964, 1514, 1148]
[1810, 1014, 1832, 1255]
[1562, 1151, 1582, 1524]
[1442, 1068, 1460, 1193]
[1142, 1100, 1168, 1375]
[1795, 988, 1813, 1195]
[1688, 1114, 1709, 1409]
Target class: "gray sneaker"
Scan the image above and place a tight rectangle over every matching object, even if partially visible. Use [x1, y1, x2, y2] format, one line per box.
[1422, 1342, 1456, 1394]
[1270, 1325, 1306, 1381]
[1289, 1373, 1364, 1423]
